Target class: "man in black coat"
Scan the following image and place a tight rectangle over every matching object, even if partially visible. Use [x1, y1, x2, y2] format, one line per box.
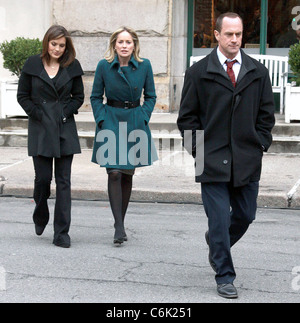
[177, 12, 275, 299]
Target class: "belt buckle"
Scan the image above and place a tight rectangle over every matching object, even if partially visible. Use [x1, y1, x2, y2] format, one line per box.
[124, 101, 133, 109]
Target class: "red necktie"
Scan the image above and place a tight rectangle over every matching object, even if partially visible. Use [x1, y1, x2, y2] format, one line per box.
[225, 60, 237, 87]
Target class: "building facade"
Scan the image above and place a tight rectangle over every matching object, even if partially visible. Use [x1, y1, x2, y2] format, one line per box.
[0, 0, 188, 114]
[0, 0, 299, 114]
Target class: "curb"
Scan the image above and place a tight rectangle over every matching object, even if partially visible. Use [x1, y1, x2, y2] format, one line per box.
[0, 184, 295, 209]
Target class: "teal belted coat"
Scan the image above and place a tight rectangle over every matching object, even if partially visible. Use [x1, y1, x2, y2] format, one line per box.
[90, 56, 158, 169]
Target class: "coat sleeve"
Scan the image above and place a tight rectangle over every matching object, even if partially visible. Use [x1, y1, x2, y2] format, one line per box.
[256, 72, 275, 151]
[17, 71, 43, 121]
[177, 68, 201, 156]
[141, 60, 156, 125]
[90, 61, 106, 127]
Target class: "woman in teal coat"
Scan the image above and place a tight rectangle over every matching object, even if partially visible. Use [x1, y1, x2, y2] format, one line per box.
[90, 26, 158, 245]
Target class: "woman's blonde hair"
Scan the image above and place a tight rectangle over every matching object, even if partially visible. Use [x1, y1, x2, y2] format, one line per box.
[104, 26, 143, 63]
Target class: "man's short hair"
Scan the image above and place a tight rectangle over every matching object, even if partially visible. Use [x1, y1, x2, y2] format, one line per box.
[215, 12, 243, 32]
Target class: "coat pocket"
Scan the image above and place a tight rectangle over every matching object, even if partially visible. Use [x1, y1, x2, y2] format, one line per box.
[98, 105, 107, 129]
[135, 106, 148, 129]
[29, 97, 43, 121]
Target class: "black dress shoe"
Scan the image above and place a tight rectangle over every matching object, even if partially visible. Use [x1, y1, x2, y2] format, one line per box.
[53, 234, 71, 248]
[205, 231, 217, 273]
[113, 238, 124, 246]
[217, 284, 238, 299]
[35, 224, 46, 236]
[53, 240, 71, 248]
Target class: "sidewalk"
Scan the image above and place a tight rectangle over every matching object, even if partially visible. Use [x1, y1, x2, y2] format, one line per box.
[0, 145, 300, 209]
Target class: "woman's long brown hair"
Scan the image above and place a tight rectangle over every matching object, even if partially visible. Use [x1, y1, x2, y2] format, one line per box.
[41, 25, 76, 67]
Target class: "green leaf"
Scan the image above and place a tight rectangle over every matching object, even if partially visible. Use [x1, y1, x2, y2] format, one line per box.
[289, 41, 300, 86]
[0, 37, 42, 77]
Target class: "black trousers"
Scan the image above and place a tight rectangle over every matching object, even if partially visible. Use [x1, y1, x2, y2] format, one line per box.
[201, 181, 259, 284]
[32, 155, 73, 240]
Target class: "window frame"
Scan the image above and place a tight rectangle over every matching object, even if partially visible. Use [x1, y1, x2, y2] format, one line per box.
[187, 0, 269, 68]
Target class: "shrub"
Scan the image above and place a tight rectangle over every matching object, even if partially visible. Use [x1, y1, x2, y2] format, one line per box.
[0, 37, 42, 78]
[289, 41, 300, 86]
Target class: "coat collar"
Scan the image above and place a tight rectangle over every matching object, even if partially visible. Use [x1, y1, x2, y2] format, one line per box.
[216, 46, 242, 66]
[22, 55, 83, 94]
[237, 49, 259, 83]
[110, 55, 139, 70]
[205, 48, 262, 93]
[39, 67, 71, 94]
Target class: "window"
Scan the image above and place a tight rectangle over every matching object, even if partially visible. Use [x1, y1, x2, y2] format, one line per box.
[192, 0, 300, 55]
[269, 0, 300, 48]
[193, 0, 262, 51]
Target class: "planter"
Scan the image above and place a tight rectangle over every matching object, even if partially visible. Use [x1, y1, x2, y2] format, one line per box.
[0, 80, 27, 118]
[285, 83, 300, 123]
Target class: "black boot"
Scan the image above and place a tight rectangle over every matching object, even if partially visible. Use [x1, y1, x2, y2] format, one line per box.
[114, 224, 126, 245]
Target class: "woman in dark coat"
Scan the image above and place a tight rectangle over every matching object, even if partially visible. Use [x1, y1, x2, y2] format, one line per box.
[91, 26, 157, 245]
[17, 25, 84, 248]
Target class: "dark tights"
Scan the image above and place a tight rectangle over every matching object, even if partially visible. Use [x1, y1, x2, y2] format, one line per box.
[108, 171, 133, 240]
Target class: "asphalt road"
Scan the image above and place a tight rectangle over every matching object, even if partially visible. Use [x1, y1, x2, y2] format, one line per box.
[0, 197, 299, 304]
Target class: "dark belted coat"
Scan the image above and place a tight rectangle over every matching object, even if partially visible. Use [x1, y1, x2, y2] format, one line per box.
[17, 55, 84, 158]
[177, 48, 275, 187]
[90, 55, 158, 169]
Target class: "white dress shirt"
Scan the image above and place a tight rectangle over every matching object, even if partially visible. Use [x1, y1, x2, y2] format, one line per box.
[217, 47, 242, 80]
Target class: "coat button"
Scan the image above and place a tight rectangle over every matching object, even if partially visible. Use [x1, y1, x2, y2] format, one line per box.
[223, 160, 228, 165]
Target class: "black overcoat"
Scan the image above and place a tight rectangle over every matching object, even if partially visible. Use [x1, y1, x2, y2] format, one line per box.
[17, 55, 84, 158]
[177, 48, 275, 187]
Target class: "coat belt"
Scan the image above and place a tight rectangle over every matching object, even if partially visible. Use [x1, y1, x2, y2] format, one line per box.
[107, 99, 140, 109]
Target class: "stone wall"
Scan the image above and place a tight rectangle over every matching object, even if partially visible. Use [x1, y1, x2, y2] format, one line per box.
[0, 0, 52, 117]
[0, 0, 52, 80]
[0, 0, 187, 114]
[52, 0, 183, 112]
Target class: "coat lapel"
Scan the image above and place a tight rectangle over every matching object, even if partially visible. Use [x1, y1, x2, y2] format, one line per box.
[39, 69, 59, 96]
[26, 55, 75, 96]
[204, 48, 264, 95]
[202, 48, 267, 113]
[110, 55, 138, 101]
[205, 49, 235, 92]
[55, 68, 71, 93]
[233, 51, 265, 111]
[235, 51, 263, 94]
